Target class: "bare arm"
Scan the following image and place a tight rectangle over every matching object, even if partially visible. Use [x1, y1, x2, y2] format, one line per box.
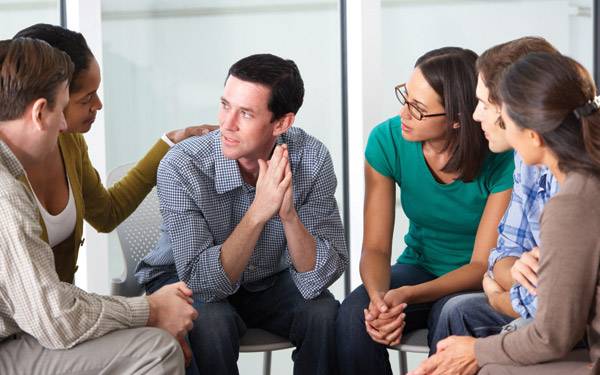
[482, 274, 519, 318]
[492, 256, 518, 291]
[360, 162, 396, 303]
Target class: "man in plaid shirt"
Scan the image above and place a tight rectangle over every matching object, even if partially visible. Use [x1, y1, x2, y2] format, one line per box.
[137, 54, 348, 375]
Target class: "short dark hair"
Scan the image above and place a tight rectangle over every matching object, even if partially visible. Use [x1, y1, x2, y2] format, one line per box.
[415, 47, 486, 182]
[499, 52, 600, 177]
[477, 37, 558, 106]
[0, 38, 74, 121]
[14, 23, 93, 93]
[227, 54, 304, 122]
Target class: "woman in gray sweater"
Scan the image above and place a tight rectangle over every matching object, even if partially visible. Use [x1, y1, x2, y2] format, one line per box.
[410, 52, 600, 375]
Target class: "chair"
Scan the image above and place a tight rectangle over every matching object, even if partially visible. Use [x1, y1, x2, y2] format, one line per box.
[389, 328, 430, 375]
[108, 163, 293, 375]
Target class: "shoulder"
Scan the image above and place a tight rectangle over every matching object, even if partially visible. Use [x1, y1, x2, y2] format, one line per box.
[543, 173, 600, 228]
[59, 132, 88, 154]
[160, 131, 218, 174]
[482, 150, 513, 172]
[368, 116, 402, 141]
[0, 166, 35, 217]
[284, 127, 331, 163]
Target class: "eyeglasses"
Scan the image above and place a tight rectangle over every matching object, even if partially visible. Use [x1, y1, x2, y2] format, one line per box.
[395, 83, 446, 121]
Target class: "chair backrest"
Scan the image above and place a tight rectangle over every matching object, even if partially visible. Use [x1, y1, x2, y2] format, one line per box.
[108, 163, 162, 297]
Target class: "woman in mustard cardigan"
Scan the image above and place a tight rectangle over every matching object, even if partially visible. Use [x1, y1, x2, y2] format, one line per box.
[14, 24, 216, 283]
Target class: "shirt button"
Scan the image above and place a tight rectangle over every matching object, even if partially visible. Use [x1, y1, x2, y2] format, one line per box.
[247, 264, 256, 271]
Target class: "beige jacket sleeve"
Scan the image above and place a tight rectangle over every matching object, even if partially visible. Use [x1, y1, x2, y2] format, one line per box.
[475, 194, 600, 366]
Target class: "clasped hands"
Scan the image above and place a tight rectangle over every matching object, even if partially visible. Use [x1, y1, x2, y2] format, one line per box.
[251, 144, 296, 223]
[364, 287, 411, 346]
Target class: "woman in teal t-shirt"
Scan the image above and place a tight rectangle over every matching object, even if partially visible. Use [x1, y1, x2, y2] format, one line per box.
[336, 47, 514, 375]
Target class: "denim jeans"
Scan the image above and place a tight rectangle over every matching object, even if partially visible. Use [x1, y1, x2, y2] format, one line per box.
[428, 292, 514, 355]
[336, 263, 454, 375]
[147, 271, 340, 375]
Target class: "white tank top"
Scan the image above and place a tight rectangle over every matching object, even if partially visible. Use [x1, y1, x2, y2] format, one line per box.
[30, 176, 77, 247]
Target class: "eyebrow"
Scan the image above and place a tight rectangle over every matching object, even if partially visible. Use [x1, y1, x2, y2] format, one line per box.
[221, 97, 256, 114]
[411, 96, 428, 110]
[404, 87, 428, 109]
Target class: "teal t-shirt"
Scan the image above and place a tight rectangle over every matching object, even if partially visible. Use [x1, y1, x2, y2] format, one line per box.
[365, 116, 514, 276]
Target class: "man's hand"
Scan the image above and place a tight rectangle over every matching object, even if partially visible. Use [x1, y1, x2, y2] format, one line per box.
[482, 273, 503, 299]
[278, 158, 296, 222]
[250, 145, 292, 223]
[510, 247, 540, 295]
[409, 336, 479, 375]
[165, 124, 218, 144]
[146, 282, 198, 339]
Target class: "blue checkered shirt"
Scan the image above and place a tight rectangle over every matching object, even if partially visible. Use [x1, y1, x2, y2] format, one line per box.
[487, 152, 558, 319]
[135, 128, 348, 302]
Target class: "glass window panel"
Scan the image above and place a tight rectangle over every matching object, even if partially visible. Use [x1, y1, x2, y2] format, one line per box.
[0, 0, 59, 39]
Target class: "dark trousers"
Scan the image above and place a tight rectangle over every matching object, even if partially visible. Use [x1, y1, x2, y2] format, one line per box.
[335, 263, 458, 375]
[148, 271, 340, 375]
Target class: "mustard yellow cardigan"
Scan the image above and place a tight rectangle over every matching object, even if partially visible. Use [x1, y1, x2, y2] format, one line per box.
[41, 132, 169, 283]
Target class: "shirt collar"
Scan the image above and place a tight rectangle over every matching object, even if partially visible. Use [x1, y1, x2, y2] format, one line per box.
[212, 131, 298, 194]
[213, 133, 244, 194]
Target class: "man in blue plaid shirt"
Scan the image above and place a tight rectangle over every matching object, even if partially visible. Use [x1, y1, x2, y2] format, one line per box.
[136, 54, 348, 375]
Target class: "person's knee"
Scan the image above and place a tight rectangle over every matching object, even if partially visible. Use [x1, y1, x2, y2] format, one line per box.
[438, 293, 482, 322]
[303, 297, 339, 326]
[138, 327, 184, 374]
[337, 285, 369, 329]
[190, 302, 242, 344]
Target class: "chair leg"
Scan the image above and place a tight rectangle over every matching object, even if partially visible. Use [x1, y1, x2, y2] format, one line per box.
[399, 350, 408, 375]
[262, 350, 272, 375]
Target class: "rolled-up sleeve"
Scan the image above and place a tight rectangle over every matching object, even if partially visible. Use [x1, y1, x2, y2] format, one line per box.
[288, 146, 348, 299]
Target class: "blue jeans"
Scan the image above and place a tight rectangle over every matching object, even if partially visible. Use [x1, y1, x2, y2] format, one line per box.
[336, 263, 455, 375]
[147, 271, 340, 375]
[428, 292, 514, 355]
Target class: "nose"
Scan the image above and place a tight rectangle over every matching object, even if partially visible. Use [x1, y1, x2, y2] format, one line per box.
[472, 103, 482, 123]
[399, 103, 412, 121]
[220, 110, 238, 132]
[92, 94, 103, 112]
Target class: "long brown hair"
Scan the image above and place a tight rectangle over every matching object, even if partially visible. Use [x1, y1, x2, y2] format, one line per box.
[499, 52, 600, 177]
[416, 47, 485, 182]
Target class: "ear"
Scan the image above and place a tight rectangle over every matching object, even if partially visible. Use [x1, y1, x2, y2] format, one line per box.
[30, 98, 49, 131]
[272, 113, 295, 137]
[452, 122, 460, 129]
[528, 129, 544, 148]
